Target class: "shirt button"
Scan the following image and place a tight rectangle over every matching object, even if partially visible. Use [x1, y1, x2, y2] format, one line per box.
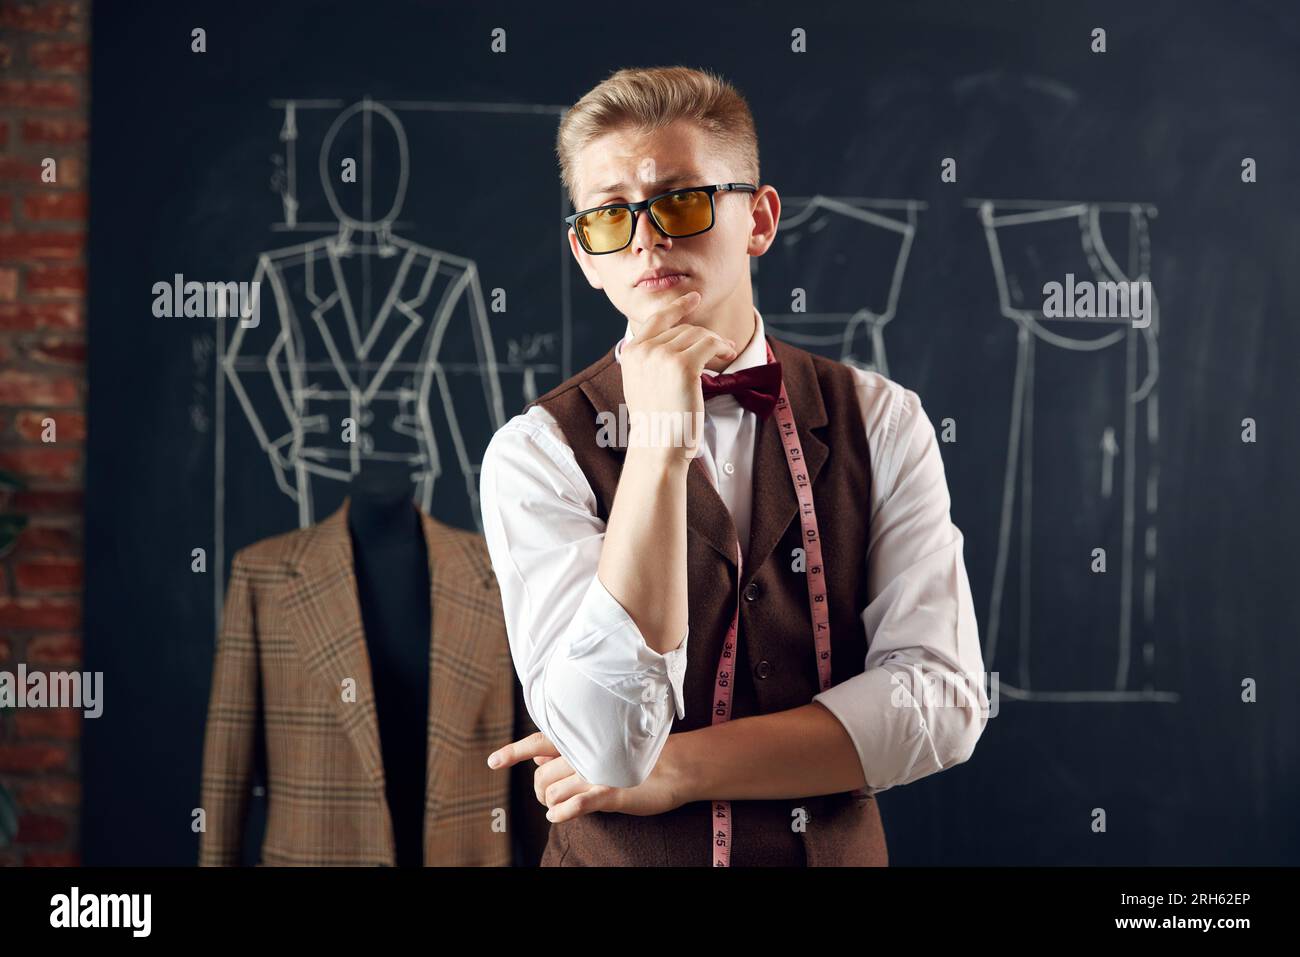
[743, 581, 760, 601]
[755, 659, 772, 680]
[723, 461, 735, 476]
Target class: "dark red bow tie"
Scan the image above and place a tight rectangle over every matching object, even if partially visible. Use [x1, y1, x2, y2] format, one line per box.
[700, 361, 783, 420]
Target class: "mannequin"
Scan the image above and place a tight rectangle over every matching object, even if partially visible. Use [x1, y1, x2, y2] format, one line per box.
[346, 464, 431, 867]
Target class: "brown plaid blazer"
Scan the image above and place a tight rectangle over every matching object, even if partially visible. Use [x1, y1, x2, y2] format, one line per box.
[198, 500, 549, 866]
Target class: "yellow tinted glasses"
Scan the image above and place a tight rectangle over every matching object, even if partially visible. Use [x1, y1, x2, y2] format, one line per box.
[565, 183, 758, 254]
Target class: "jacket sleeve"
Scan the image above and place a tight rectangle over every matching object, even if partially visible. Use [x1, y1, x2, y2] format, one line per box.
[222, 254, 301, 502]
[198, 550, 262, 865]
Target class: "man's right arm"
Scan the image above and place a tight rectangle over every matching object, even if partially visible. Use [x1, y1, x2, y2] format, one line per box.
[478, 411, 690, 788]
[481, 292, 735, 788]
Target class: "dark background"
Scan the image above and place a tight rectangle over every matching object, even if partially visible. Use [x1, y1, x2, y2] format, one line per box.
[83, 0, 1299, 865]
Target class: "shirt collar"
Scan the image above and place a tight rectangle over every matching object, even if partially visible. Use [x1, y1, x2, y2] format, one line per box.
[613, 305, 767, 376]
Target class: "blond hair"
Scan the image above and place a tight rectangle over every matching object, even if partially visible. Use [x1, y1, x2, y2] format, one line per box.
[556, 65, 760, 209]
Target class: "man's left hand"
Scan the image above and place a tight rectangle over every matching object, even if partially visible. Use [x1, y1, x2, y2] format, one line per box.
[487, 732, 686, 823]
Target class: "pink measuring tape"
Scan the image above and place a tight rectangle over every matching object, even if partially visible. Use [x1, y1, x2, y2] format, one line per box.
[701, 341, 834, 867]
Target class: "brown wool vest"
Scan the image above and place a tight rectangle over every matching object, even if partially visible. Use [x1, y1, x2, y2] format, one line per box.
[524, 334, 887, 866]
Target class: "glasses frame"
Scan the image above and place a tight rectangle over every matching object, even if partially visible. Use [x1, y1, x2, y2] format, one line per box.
[564, 182, 759, 255]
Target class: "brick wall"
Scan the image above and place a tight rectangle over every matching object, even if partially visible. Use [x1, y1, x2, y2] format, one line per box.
[0, 0, 90, 867]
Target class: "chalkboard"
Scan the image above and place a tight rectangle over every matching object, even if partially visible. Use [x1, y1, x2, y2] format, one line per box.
[83, 0, 1300, 865]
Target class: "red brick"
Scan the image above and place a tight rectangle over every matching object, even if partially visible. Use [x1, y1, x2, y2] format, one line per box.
[24, 850, 80, 866]
[16, 708, 81, 739]
[28, 337, 85, 365]
[24, 265, 84, 297]
[16, 812, 68, 843]
[26, 42, 88, 74]
[59, 157, 85, 187]
[15, 557, 81, 592]
[0, 596, 80, 629]
[0, 158, 34, 184]
[0, 81, 79, 110]
[0, 302, 81, 331]
[21, 192, 85, 222]
[20, 118, 88, 144]
[17, 778, 80, 808]
[0, 194, 11, 222]
[0, 637, 10, 661]
[12, 488, 82, 514]
[0, 266, 16, 301]
[0, 371, 79, 404]
[0, 449, 79, 480]
[13, 522, 78, 553]
[26, 634, 81, 664]
[0, 156, 83, 187]
[16, 410, 84, 441]
[0, 4, 84, 34]
[0, 45, 12, 70]
[0, 744, 68, 772]
[0, 230, 83, 261]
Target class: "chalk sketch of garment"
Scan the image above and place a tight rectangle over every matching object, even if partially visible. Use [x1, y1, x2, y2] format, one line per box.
[752, 196, 921, 376]
[977, 201, 1169, 701]
[223, 98, 504, 529]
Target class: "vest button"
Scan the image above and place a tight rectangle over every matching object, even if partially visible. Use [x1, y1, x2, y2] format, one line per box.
[743, 581, 760, 601]
[755, 659, 773, 679]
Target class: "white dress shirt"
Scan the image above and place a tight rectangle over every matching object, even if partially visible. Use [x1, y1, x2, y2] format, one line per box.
[479, 306, 988, 791]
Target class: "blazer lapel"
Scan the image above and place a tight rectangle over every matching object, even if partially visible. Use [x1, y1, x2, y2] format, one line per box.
[421, 510, 502, 840]
[581, 351, 739, 567]
[743, 335, 829, 586]
[282, 501, 386, 790]
[304, 240, 362, 393]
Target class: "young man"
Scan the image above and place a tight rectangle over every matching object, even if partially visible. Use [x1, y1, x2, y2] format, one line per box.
[480, 65, 988, 866]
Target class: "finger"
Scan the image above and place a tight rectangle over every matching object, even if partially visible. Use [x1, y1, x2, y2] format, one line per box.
[533, 756, 576, 805]
[487, 731, 558, 770]
[546, 785, 618, 823]
[679, 331, 739, 372]
[543, 771, 593, 809]
[665, 323, 738, 356]
[631, 290, 701, 342]
[644, 321, 728, 348]
[635, 325, 736, 375]
[633, 321, 708, 355]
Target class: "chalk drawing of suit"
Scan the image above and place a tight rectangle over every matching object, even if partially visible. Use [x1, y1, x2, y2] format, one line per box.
[752, 196, 921, 377]
[977, 201, 1165, 701]
[224, 230, 505, 530]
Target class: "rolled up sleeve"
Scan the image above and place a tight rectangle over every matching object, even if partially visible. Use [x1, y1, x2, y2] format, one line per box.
[812, 379, 989, 795]
[480, 412, 687, 788]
